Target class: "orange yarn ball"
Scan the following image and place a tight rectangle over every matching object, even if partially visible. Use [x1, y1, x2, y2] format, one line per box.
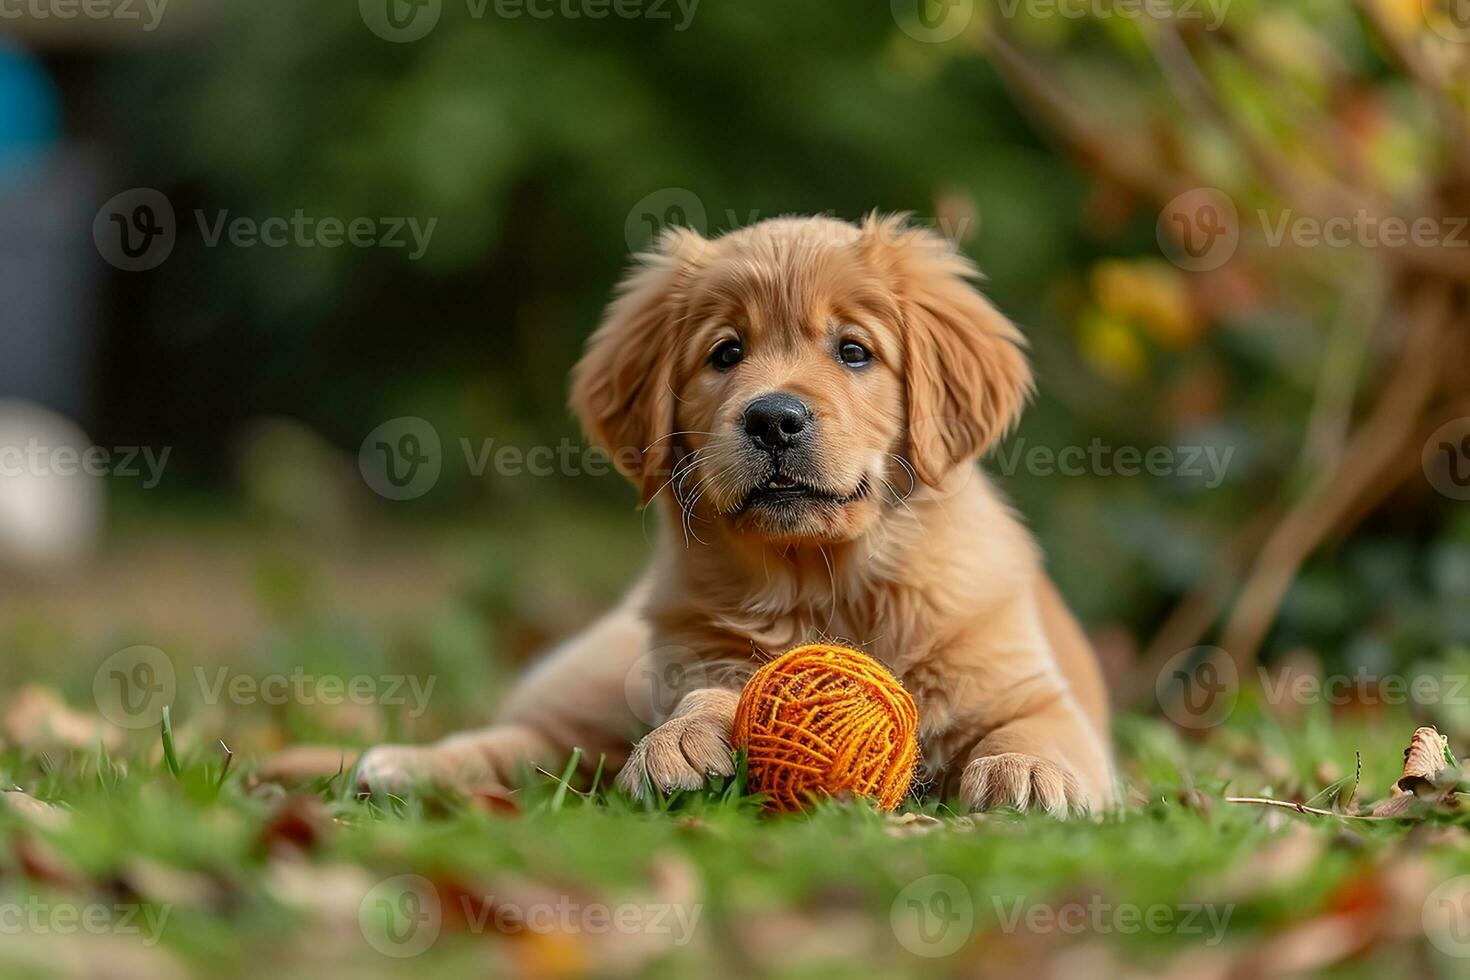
[732, 644, 920, 812]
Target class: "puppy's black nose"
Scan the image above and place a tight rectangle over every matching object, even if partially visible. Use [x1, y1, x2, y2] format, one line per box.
[743, 393, 812, 451]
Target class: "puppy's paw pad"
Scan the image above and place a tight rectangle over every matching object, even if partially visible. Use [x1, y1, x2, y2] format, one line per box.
[960, 752, 1085, 817]
[616, 716, 735, 798]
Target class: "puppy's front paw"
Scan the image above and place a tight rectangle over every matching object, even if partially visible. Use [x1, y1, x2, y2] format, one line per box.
[616, 715, 736, 798]
[354, 744, 434, 795]
[960, 752, 1086, 817]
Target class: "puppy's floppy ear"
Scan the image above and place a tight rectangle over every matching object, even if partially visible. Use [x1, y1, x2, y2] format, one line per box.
[571, 227, 706, 505]
[862, 214, 1033, 488]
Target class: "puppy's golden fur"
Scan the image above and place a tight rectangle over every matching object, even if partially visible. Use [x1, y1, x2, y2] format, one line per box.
[358, 214, 1115, 814]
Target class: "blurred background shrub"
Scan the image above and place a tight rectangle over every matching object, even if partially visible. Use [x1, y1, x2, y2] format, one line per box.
[1, 0, 1467, 703]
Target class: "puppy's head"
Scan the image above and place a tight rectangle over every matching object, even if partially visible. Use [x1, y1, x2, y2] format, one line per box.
[571, 214, 1031, 544]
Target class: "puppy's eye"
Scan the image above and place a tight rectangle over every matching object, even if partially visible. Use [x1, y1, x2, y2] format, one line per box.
[838, 340, 871, 367]
[709, 339, 744, 371]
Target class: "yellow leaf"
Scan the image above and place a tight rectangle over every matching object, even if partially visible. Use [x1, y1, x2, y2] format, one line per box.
[1090, 259, 1202, 349]
[1077, 310, 1149, 384]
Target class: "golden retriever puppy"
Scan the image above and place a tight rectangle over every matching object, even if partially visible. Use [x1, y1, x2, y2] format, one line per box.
[356, 214, 1115, 814]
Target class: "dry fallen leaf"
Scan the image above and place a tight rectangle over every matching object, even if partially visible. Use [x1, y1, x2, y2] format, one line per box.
[0, 789, 67, 828]
[466, 783, 521, 817]
[1245, 910, 1376, 976]
[1396, 726, 1452, 794]
[1370, 726, 1461, 818]
[3, 686, 121, 754]
[13, 831, 87, 891]
[0, 932, 191, 980]
[122, 857, 230, 909]
[256, 793, 332, 856]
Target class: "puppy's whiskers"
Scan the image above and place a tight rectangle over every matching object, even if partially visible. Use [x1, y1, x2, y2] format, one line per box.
[643, 430, 716, 450]
[817, 544, 838, 634]
[879, 475, 918, 526]
[886, 453, 918, 500]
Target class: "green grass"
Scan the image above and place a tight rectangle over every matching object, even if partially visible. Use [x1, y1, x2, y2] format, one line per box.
[3, 523, 1470, 978]
[1, 699, 1468, 978]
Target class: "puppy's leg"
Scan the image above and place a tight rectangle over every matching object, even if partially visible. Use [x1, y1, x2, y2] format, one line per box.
[357, 580, 653, 793]
[919, 590, 1113, 818]
[615, 688, 739, 797]
[953, 686, 1113, 817]
[355, 724, 555, 793]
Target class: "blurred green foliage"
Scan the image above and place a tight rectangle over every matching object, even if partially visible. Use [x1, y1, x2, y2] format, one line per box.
[85, 0, 1470, 667]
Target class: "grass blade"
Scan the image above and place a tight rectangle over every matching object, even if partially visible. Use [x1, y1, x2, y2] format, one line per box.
[589, 753, 606, 800]
[548, 747, 583, 812]
[160, 706, 181, 778]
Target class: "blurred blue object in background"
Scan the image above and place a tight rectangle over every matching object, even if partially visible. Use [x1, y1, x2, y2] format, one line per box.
[0, 39, 101, 424]
[0, 40, 60, 179]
